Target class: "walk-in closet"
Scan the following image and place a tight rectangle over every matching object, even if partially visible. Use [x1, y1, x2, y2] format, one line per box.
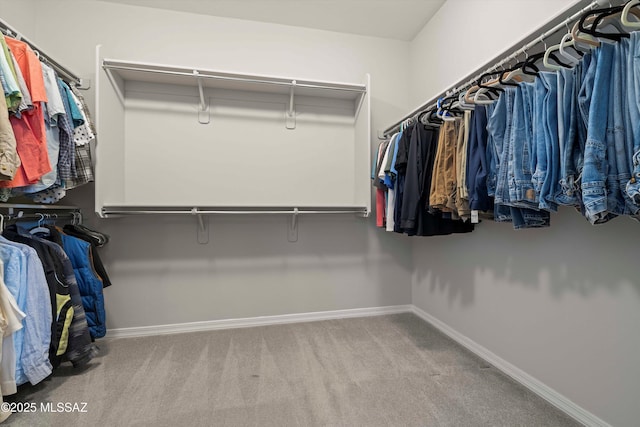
[0, 0, 638, 426]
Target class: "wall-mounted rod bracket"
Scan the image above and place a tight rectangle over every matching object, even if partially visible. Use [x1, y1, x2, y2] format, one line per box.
[288, 207, 299, 242]
[191, 207, 210, 244]
[76, 78, 91, 90]
[286, 80, 296, 129]
[193, 70, 210, 124]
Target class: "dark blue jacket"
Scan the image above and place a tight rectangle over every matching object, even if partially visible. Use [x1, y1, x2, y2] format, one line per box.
[60, 233, 106, 339]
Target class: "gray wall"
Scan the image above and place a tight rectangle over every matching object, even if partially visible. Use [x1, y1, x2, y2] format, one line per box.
[0, 0, 414, 328]
[410, 1, 640, 426]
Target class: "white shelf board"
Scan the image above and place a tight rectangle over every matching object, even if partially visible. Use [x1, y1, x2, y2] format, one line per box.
[103, 59, 366, 101]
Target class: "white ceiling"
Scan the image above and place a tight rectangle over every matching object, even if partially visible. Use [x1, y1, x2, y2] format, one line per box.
[98, 0, 446, 41]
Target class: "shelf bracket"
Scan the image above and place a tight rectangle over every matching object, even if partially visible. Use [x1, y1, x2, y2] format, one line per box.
[194, 70, 210, 124]
[287, 207, 299, 242]
[191, 207, 210, 244]
[286, 80, 296, 130]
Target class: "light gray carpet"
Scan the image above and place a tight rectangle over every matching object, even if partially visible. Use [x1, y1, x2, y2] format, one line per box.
[4, 313, 580, 427]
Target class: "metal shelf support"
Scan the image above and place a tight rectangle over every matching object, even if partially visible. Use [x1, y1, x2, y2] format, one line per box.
[286, 80, 296, 130]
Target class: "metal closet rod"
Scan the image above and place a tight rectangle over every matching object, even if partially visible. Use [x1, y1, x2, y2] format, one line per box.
[382, 0, 613, 136]
[0, 203, 80, 211]
[0, 18, 82, 86]
[102, 63, 367, 93]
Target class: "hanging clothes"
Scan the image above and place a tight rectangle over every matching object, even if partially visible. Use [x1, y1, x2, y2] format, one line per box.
[0, 259, 24, 423]
[0, 33, 95, 203]
[1, 37, 51, 189]
[397, 123, 474, 237]
[0, 235, 52, 388]
[2, 225, 96, 370]
[46, 226, 106, 339]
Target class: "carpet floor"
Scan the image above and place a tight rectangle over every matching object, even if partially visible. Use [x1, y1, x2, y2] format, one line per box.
[4, 313, 581, 426]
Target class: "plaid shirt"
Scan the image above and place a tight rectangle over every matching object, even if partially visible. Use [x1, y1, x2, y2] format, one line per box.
[66, 143, 94, 190]
[56, 79, 76, 181]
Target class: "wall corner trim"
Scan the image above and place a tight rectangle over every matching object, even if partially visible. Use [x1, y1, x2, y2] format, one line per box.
[107, 305, 413, 339]
[411, 306, 612, 427]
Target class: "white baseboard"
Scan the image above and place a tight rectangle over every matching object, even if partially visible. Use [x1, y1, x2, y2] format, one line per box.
[107, 304, 413, 339]
[411, 306, 611, 427]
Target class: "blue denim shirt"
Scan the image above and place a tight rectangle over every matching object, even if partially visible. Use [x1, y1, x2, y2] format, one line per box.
[0, 238, 53, 386]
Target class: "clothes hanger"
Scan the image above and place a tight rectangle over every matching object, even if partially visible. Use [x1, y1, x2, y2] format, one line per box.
[470, 71, 503, 103]
[441, 98, 462, 121]
[594, 3, 640, 31]
[457, 90, 476, 110]
[499, 60, 528, 86]
[522, 51, 544, 75]
[558, 23, 585, 61]
[621, 0, 640, 28]
[464, 84, 482, 103]
[571, 19, 600, 47]
[578, 6, 629, 42]
[29, 213, 50, 236]
[441, 93, 464, 115]
[422, 110, 442, 128]
[544, 39, 580, 70]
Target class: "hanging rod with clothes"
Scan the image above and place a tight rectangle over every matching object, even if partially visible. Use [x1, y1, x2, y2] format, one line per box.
[0, 17, 86, 88]
[0, 204, 82, 230]
[382, 0, 617, 137]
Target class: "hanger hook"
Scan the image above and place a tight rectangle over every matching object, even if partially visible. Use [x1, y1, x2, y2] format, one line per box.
[0, 213, 4, 232]
[37, 213, 44, 227]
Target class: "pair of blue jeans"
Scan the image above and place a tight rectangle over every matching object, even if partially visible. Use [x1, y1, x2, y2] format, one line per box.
[624, 32, 640, 209]
[534, 72, 560, 212]
[556, 64, 582, 207]
[581, 42, 615, 224]
[488, 88, 549, 228]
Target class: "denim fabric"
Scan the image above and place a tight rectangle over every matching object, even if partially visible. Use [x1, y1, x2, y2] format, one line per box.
[467, 106, 494, 212]
[556, 65, 582, 206]
[508, 83, 538, 209]
[489, 87, 550, 229]
[607, 38, 635, 216]
[510, 207, 550, 229]
[493, 87, 512, 208]
[531, 77, 547, 205]
[538, 72, 560, 212]
[485, 103, 497, 198]
[582, 42, 614, 224]
[486, 92, 512, 223]
[625, 32, 640, 208]
[576, 52, 591, 171]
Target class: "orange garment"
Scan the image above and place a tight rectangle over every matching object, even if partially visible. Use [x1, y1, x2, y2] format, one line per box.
[1, 38, 50, 188]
